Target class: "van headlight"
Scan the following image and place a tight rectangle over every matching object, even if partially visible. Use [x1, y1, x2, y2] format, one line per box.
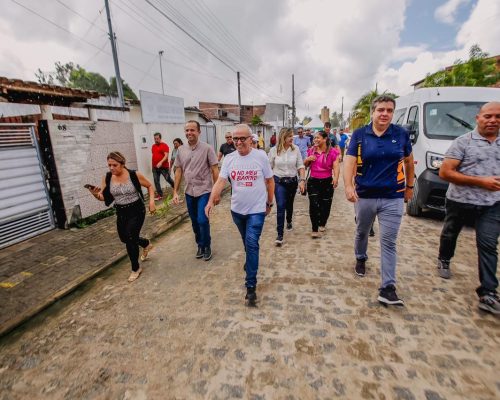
[426, 152, 444, 170]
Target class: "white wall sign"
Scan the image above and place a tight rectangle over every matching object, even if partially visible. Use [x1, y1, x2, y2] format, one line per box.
[140, 90, 185, 124]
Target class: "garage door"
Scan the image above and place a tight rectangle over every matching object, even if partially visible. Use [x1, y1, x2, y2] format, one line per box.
[0, 124, 54, 249]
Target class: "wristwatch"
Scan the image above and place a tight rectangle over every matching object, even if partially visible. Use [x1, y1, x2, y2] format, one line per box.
[266, 202, 274, 208]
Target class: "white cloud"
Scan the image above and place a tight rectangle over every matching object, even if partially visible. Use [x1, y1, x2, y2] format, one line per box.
[434, 0, 470, 24]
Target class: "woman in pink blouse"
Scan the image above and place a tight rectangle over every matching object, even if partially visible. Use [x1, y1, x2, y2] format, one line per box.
[303, 131, 341, 238]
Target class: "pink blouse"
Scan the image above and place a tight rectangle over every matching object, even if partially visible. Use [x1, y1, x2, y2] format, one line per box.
[307, 146, 340, 179]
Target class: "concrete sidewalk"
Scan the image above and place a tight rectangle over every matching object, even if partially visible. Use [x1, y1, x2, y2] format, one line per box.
[0, 199, 189, 337]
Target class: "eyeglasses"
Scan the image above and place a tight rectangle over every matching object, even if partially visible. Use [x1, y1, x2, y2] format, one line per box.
[232, 136, 250, 142]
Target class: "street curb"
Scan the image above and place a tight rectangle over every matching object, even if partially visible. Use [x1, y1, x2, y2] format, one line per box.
[0, 209, 189, 338]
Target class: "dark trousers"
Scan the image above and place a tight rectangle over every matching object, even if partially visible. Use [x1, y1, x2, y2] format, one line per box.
[152, 167, 174, 196]
[185, 193, 211, 249]
[274, 176, 298, 236]
[116, 200, 149, 272]
[307, 177, 334, 232]
[439, 199, 499, 296]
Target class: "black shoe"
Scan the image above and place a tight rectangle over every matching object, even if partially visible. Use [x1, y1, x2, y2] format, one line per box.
[196, 246, 203, 259]
[286, 222, 293, 231]
[203, 246, 212, 261]
[245, 287, 257, 307]
[478, 292, 500, 315]
[355, 259, 366, 277]
[437, 258, 451, 279]
[378, 285, 404, 306]
[275, 235, 283, 246]
[369, 228, 375, 237]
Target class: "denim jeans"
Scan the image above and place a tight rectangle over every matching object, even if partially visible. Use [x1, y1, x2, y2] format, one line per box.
[116, 200, 149, 272]
[274, 176, 298, 236]
[152, 167, 174, 196]
[231, 211, 266, 288]
[185, 193, 211, 249]
[354, 198, 404, 288]
[307, 177, 334, 232]
[439, 199, 499, 296]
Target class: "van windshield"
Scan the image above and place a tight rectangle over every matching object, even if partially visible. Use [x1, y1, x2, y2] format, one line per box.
[424, 102, 484, 140]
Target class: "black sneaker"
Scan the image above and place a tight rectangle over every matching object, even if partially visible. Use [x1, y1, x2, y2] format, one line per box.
[286, 222, 293, 231]
[195, 246, 203, 259]
[355, 259, 366, 277]
[437, 258, 451, 279]
[478, 292, 500, 315]
[203, 246, 212, 261]
[245, 287, 257, 307]
[275, 235, 283, 246]
[378, 285, 404, 306]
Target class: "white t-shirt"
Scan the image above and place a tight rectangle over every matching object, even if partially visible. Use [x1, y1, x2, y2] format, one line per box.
[220, 148, 273, 215]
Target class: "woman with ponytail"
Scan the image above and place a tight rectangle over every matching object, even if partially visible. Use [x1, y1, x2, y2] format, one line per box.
[303, 131, 340, 238]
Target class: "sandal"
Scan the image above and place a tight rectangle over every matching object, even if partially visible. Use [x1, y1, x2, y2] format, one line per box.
[128, 268, 143, 282]
[140, 244, 154, 261]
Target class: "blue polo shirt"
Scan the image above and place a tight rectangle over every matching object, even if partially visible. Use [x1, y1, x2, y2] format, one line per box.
[346, 123, 412, 199]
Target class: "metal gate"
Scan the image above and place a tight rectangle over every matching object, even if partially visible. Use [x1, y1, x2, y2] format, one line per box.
[0, 124, 55, 249]
[200, 124, 217, 152]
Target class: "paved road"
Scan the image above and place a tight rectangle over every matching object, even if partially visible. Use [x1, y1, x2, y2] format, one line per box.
[0, 184, 499, 399]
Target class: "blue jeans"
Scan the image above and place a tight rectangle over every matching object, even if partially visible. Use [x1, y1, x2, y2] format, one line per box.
[231, 211, 266, 288]
[274, 176, 298, 236]
[354, 198, 404, 288]
[185, 193, 211, 249]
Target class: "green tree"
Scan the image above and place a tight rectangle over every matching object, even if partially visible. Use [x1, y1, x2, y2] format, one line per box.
[351, 89, 397, 130]
[423, 45, 499, 88]
[110, 77, 138, 100]
[330, 111, 341, 127]
[251, 114, 263, 125]
[35, 61, 139, 100]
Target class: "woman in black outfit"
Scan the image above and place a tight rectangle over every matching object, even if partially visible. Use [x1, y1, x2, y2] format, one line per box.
[87, 151, 156, 282]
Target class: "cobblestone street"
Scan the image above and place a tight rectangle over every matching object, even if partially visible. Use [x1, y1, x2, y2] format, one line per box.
[1, 184, 499, 400]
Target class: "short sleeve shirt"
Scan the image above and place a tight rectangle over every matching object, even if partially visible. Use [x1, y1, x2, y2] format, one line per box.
[444, 129, 500, 206]
[152, 142, 170, 168]
[293, 136, 310, 161]
[346, 123, 412, 199]
[220, 149, 273, 215]
[268, 146, 304, 178]
[307, 146, 340, 179]
[219, 142, 236, 157]
[174, 141, 218, 197]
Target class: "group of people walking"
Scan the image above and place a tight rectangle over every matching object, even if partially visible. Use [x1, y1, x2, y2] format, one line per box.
[86, 98, 499, 315]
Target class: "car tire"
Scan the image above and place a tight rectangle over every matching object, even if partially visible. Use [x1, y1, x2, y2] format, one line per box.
[406, 179, 422, 217]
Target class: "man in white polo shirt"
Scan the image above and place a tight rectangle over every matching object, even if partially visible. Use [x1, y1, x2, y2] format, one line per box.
[206, 124, 275, 306]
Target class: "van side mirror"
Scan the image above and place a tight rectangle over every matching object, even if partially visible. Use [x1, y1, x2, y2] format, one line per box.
[403, 124, 418, 144]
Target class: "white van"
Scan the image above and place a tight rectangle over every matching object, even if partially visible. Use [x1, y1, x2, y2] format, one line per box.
[394, 86, 500, 216]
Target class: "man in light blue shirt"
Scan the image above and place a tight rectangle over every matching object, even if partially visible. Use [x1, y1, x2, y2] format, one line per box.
[293, 127, 310, 161]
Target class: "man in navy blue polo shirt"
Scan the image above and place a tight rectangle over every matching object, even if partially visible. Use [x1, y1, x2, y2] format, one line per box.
[343, 95, 414, 306]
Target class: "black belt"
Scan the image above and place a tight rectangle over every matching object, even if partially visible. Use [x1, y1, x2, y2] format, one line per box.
[114, 198, 143, 210]
[275, 176, 298, 184]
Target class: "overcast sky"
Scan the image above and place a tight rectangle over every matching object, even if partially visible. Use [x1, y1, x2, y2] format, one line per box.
[0, 0, 499, 119]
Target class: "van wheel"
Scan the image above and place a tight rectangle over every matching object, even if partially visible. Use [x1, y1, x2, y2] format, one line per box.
[406, 180, 422, 217]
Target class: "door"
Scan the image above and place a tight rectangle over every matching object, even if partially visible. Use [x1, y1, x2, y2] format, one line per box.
[0, 124, 55, 249]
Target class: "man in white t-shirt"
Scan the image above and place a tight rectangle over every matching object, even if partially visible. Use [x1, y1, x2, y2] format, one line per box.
[206, 124, 275, 306]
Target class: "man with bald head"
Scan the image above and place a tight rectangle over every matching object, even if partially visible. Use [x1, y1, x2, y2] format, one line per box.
[437, 101, 500, 314]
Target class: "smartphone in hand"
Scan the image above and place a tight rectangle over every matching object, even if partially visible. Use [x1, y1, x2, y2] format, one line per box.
[84, 184, 97, 191]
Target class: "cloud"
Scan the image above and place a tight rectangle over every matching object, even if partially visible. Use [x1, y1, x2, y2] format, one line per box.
[434, 0, 470, 24]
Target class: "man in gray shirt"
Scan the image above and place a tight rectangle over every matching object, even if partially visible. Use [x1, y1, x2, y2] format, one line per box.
[438, 101, 500, 314]
[173, 120, 219, 261]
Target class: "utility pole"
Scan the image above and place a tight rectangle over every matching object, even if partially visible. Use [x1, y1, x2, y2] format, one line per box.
[159, 50, 165, 95]
[341, 96, 344, 128]
[292, 74, 295, 129]
[237, 71, 242, 123]
[104, 0, 124, 107]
